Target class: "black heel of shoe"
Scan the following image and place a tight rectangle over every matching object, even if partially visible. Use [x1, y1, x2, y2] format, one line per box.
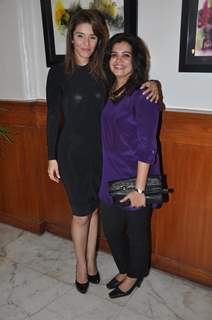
[109, 278, 143, 299]
[88, 271, 100, 284]
[75, 280, 89, 294]
[136, 278, 142, 288]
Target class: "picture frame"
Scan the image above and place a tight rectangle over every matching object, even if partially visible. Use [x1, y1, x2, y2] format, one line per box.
[179, 0, 212, 72]
[40, 0, 138, 67]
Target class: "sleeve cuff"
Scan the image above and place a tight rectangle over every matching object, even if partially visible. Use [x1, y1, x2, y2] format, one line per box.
[137, 148, 157, 164]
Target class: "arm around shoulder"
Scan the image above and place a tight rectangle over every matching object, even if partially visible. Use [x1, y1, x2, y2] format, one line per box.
[140, 80, 163, 103]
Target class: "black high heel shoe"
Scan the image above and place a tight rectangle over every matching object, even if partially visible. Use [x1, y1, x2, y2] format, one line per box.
[106, 276, 123, 290]
[88, 271, 100, 284]
[75, 280, 89, 294]
[109, 278, 143, 299]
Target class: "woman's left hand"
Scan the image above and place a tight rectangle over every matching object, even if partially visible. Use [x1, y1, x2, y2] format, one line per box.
[120, 191, 146, 208]
[140, 80, 159, 103]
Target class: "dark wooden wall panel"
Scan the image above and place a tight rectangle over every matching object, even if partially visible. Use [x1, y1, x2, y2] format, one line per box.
[0, 101, 72, 235]
[0, 101, 211, 286]
[151, 111, 212, 285]
[0, 103, 44, 233]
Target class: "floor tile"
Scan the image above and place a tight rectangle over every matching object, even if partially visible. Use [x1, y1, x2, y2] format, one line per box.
[125, 269, 212, 320]
[0, 223, 24, 258]
[0, 223, 211, 320]
[44, 288, 122, 320]
[0, 258, 71, 320]
[3, 230, 75, 284]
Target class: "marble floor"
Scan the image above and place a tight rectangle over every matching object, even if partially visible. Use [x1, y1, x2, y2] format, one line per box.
[0, 222, 211, 320]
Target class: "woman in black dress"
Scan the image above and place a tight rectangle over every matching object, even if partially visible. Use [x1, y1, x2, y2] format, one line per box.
[46, 9, 159, 294]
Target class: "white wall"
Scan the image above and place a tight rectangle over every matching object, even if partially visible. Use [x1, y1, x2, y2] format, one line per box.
[0, 0, 47, 100]
[139, 1, 212, 111]
[0, 0, 26, 99]
[0, 0, 211, 111]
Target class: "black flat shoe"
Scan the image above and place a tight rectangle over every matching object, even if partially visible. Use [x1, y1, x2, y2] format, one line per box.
[109, 278, 143, 299]
[75, 280, 89, 294]
[88, 271, 100, 284]
[106, 276, 123, 290]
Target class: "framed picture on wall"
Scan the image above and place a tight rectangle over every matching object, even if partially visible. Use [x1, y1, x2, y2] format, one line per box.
[179, 0, 212, 72]
[40, 0, 137, 67]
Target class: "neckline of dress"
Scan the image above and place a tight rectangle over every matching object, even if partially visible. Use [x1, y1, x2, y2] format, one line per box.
[75, 63, 89, 69]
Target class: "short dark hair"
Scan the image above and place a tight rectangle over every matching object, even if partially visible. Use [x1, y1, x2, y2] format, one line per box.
[104, 33, 150, 102]
[65, 9, 109, 80]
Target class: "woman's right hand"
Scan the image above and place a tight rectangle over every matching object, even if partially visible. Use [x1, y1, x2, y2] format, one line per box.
[48, 160, 60, 183]
[120, 191, 146, 208]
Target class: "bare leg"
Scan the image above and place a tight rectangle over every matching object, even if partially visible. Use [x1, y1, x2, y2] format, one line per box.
[86, 209, 98, 275]
[114, 273, 127, 282]
[118, 276, 137, 292]
[71, 214, 90, 283]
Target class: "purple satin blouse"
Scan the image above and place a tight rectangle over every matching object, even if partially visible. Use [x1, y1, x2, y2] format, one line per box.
[99, 89, 161, 208]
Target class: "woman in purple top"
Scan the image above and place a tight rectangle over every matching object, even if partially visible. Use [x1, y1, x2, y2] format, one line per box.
[99, 33, 161, 298]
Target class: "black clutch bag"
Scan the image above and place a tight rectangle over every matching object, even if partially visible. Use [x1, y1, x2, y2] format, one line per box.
[108, 175, 169, 207]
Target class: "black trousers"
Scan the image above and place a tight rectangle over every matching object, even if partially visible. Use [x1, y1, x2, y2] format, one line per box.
[101, 202, 152, 279]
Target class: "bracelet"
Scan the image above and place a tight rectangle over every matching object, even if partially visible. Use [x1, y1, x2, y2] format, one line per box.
[134, 187, 145, 195]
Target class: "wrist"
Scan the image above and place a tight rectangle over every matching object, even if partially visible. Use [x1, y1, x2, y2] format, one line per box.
[134, 187, 145, 195]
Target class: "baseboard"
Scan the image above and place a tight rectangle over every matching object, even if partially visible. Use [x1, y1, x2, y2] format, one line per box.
[152, 253, 212, 287]
[0, 211, 46, 235]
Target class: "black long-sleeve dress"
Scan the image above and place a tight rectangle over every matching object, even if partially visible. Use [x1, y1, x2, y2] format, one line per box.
[46, 64, 106, 216]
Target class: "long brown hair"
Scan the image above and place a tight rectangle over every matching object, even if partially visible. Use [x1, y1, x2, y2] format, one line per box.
[65, 9, 109, 80]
